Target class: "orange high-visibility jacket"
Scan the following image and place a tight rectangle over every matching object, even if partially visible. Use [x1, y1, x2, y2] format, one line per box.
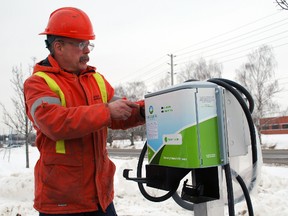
[24, 55, 145, 214]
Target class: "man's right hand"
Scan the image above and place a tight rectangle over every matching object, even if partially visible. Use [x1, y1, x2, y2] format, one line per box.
[108, 99, 139, 120]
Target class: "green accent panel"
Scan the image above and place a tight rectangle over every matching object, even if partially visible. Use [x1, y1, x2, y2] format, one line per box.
[149, 117, 221, 168]
[150, 146, 164, 164]
[150, 123, 200, 168]
[147, 145, 155, 159]
[199, 117, 221, 166]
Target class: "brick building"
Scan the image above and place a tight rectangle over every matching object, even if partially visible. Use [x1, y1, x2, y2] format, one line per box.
[260, 116, 288, 134]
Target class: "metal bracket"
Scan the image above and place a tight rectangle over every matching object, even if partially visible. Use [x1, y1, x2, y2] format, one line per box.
[122, 169, 148, 183]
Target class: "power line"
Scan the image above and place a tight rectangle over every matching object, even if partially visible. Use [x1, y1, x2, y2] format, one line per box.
[276, 0, 288, 10]
[172, 41, 288, 81]
[121, 10, 288, 85]
[217, 41, 288, 64]
[176, 32, 288, 66]
[172, 11, 285, 54]
[120, 55, 168, 83]
[175, 18, 288, 59]
[173, 18, 288, 64]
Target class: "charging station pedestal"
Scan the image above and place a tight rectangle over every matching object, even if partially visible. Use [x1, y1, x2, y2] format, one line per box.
[193, 167, 224, 216]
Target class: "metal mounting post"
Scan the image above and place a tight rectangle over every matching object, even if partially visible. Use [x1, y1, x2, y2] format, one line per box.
[194, 167, 224, 216]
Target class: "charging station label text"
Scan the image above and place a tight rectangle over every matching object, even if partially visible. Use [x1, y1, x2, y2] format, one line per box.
[163, 134, 182, 145]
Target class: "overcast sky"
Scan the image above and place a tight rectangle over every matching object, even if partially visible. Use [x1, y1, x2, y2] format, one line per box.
[0, 0, 288, 133]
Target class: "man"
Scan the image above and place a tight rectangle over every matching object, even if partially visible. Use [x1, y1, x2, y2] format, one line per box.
[24, 7, 145, 216]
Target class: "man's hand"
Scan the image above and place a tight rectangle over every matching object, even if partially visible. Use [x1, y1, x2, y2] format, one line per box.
[108, 99, 139, 120]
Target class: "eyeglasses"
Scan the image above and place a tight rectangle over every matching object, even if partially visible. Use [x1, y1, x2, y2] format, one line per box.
[58, 40, 94, 51]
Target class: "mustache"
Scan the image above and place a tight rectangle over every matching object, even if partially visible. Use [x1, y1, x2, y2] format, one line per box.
[80, 55, 89, 62]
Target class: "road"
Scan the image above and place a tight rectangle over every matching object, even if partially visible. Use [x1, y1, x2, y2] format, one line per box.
[108, 148, 288, 165]
[108, 148, 142, 158]
[261, 149, 288, 165]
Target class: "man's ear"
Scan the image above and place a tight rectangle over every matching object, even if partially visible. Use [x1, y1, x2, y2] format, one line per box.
[53, 41, 63, 55]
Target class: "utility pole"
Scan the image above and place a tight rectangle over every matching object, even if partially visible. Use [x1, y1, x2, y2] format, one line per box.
[167, 54, 176, 85]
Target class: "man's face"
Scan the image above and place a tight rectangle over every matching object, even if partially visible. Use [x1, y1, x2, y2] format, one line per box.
[56, 38, 94, 73]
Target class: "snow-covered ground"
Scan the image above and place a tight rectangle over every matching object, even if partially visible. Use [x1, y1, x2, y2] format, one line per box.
[261, 134, 288, 149]
[0, 135, 288, 216]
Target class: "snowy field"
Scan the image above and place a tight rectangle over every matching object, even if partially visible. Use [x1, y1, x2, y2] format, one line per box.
[0, 135, 288, 216]
[261, 133, 288, 149]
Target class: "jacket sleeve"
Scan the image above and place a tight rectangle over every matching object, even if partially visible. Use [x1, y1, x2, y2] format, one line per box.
[24, 75, 112, 141]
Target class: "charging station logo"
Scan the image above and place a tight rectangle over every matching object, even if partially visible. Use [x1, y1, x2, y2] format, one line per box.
[149, 105, 154, 114]
[147, 105, 157, 120]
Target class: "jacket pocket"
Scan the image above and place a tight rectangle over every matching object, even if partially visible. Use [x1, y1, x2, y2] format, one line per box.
[41, 154, 83, 205]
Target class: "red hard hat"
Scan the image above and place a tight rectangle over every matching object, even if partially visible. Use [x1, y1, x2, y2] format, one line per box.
[40, 7, 95, 40]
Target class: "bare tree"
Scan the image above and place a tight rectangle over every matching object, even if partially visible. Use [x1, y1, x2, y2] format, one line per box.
[153, 74, 171, 91]
[124, 81, 147, 101]
[177, 57, 223, 83]
[235, 45, 280, 137]
[0, 64, 34, 168]
[110, 81, 147, 146]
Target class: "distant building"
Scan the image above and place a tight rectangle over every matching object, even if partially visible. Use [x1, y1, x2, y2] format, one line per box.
[260, 116, 288, 134]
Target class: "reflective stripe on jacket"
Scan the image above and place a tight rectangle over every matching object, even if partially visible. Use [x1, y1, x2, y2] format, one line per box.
[24, 55, 145, 214]
[34, 71, 108, 154]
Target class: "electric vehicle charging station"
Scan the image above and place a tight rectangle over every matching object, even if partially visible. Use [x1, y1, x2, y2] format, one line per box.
[123, 78, 262, 216]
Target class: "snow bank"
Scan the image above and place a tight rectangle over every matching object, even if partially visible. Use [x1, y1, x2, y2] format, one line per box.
[261, 134, 288, 149]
